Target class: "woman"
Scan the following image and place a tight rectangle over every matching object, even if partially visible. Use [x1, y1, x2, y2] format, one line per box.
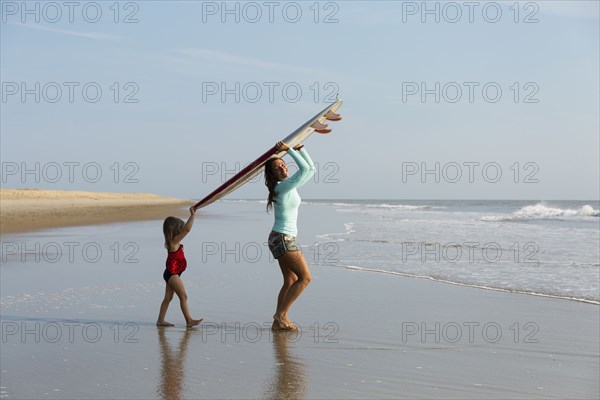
[265, 141, 315, 331]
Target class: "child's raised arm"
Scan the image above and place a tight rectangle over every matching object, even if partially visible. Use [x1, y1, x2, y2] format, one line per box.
[173, 206, 196, 244]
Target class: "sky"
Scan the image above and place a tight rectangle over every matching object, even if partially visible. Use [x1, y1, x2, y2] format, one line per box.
[1, 0, 599, 200]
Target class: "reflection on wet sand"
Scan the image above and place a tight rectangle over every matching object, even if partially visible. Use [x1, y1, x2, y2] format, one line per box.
[157, 328, 192, 400]
[263, 331, 308, 400]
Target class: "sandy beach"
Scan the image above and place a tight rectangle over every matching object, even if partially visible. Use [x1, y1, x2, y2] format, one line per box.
[1, 199, 598, 399]
[0, 189, 192, 234]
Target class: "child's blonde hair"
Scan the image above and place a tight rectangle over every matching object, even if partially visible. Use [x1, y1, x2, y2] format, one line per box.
[163, 216, 185, 250]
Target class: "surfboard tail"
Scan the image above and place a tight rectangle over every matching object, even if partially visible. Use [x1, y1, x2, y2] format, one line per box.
[280, 99, 343, 147]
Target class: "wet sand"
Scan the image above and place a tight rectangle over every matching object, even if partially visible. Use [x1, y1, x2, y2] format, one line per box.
[0, 189, 192, 234]
[0, 200, 598, 399]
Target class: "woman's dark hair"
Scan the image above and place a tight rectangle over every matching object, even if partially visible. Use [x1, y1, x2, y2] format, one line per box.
[264, 158, 280, 212]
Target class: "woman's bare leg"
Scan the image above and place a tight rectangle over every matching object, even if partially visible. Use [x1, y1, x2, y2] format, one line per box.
[273, 251, 311, 329]
[273, 263, 298, 329]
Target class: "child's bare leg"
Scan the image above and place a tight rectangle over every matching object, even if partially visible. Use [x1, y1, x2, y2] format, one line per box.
[157, 284, 175, 326]
[168, 275, 202, 327]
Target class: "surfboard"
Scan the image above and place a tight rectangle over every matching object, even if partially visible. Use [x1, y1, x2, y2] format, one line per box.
[194, 99, 343, 209]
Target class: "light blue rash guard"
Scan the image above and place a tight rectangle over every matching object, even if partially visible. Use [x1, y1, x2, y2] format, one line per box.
[272, 147, 315, 236]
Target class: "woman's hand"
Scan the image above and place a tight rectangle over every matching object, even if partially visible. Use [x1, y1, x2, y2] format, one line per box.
[189, 206, 196, 215]
[293, 144, 304, 151]
[275, 141, 289, 152]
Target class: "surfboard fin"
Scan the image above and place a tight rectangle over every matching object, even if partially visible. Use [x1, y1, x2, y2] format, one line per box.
[311, 120, 331, 134]
[325, 110, 342, 121]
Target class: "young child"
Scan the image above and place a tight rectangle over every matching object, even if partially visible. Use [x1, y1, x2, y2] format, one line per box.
[157, 206, 203, 327]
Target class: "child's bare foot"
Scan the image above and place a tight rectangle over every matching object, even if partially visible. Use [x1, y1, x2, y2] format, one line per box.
[186, 319, 203, 327]
[156, 321, 174, 327]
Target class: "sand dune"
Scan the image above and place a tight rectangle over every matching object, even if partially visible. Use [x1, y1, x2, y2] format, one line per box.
[0, 189, 192, 234]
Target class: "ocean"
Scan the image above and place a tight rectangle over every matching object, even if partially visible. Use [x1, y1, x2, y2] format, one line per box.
[2, 199, 598, 312]
[287, 199, 600, 304]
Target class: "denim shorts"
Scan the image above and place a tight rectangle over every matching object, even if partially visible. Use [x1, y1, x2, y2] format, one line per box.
[268, 230, 300, 259]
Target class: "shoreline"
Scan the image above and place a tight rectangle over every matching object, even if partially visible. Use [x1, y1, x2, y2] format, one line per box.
[335, 265, 600, 305]
[0, 189, 192, 234]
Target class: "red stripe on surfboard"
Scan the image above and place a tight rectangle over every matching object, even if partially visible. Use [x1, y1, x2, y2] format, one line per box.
[193, 145, 278, 209]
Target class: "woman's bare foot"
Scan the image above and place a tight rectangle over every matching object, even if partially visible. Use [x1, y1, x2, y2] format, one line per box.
[284, 319, 297, 330]
[272, 319, 288, 330]
[272, 314, 297, 331]
[285, 322, 298, 331]
[281, 313, 295, 329]
[186, 319, 203, 327]
[272, 320, 297, 331]
[156, 321, 175, 327]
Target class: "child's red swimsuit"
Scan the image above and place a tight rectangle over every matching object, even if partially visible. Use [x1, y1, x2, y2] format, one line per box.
[163, 245, 187, 282]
